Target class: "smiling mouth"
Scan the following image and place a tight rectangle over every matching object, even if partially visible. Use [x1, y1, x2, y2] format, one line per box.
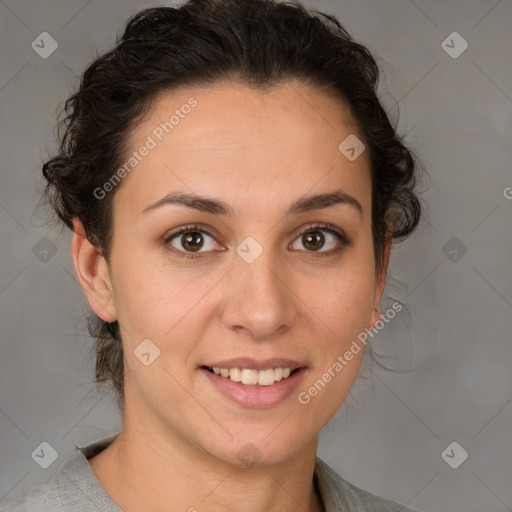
[201, 365, 303, 386]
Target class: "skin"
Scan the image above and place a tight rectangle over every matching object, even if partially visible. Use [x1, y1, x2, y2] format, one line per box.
[72, 80, 391, 512]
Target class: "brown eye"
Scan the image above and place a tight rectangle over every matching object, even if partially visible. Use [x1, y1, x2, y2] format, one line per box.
[166, 225, 220, 257]
[165, 223, 349, 259]
[290, 224, 350, 255]
[180, 231, 204, 252]
[302, 230, 325, 251]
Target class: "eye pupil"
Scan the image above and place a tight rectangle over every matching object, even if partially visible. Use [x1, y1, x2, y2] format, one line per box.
[303, 230, 324, 251]
[182, 231, 204, 252]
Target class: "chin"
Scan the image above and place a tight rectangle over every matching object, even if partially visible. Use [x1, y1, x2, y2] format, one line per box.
[205, 431, 309, 469]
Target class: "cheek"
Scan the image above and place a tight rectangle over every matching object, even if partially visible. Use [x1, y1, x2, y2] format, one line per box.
[108, 249, 178, 338]
[292, 267, 377, 431]
[307, 255, 377, 351]
[317, 276, 374, 339]
[109, 248, 219, 349]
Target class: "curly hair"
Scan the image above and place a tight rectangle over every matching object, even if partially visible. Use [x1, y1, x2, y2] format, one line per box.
[41, 0, 423, 409]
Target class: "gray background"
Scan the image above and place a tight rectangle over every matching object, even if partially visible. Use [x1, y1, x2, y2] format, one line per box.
[1, 0, 511, 511]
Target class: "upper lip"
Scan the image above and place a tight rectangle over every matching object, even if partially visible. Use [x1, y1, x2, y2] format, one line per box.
[202, 357, 307, 371]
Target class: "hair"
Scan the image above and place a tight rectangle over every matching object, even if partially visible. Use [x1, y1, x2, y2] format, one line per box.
[41, 0, 423, 410]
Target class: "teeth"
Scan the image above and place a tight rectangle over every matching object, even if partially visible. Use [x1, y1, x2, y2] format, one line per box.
[210, 367, 296, 386]
[229, 368, 242, 382]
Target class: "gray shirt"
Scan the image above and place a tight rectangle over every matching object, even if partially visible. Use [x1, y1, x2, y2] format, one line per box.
[1, 433, 417, 511]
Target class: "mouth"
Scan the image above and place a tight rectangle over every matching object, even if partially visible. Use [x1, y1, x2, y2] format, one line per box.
[199, 364, 308, 408]
[200, 365, 304, 386]
[200, 365, 306, 382]
[202, 366, 304, 374]
[200, 356, 307, 384]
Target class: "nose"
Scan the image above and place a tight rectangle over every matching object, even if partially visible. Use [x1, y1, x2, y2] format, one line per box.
[220, 249, 298, 341]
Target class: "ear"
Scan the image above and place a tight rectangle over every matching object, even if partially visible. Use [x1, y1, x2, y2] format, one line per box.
[71, 217, 117, 322]
[370, 229, 392, 326]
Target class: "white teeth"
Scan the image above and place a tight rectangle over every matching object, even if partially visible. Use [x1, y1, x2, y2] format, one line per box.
[229, 368, 242, 382]
[208, 366, 296, 385]
[257, 369, 275, 386]
[241, 369, 258, 385]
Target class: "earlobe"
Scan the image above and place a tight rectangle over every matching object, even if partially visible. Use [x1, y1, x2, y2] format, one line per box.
[71, 218, 117, 322]
[370, 307, 382, 329]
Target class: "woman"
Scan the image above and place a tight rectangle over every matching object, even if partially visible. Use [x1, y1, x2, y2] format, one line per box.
[2, 0, 423, 510]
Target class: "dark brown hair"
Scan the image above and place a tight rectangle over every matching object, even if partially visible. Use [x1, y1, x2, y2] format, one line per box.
[42, 0, 423, 409]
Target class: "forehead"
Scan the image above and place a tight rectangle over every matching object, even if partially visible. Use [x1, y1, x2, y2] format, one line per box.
[132, 80, 361, 150]
[116, 81, 371, 218]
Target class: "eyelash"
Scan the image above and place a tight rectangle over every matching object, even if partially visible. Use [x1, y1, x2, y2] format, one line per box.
[163, 223, 351, 259]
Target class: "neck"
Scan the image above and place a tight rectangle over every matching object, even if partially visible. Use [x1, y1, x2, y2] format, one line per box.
[89, 420, 324, 512]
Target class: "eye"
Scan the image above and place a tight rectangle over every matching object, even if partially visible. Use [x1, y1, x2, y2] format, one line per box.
[290, 223, 350, 255]
[164, 222, 351, 259]
[165, 224, 222, 258]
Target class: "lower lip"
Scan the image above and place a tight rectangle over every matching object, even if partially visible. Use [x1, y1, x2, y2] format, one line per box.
[200, 367, 307, 408]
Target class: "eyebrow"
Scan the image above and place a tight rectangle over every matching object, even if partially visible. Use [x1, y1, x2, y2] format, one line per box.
[142, 188, 362, 217]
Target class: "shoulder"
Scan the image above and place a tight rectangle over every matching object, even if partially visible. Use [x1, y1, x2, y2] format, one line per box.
[0, 482, 56, 512]
[0, 467, 93, 512]
[315, 456, 419, 512]
[1, 433, 121, 512]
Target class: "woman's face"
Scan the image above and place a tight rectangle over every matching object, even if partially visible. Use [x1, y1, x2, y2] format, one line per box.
[93, 81, 388, 466]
